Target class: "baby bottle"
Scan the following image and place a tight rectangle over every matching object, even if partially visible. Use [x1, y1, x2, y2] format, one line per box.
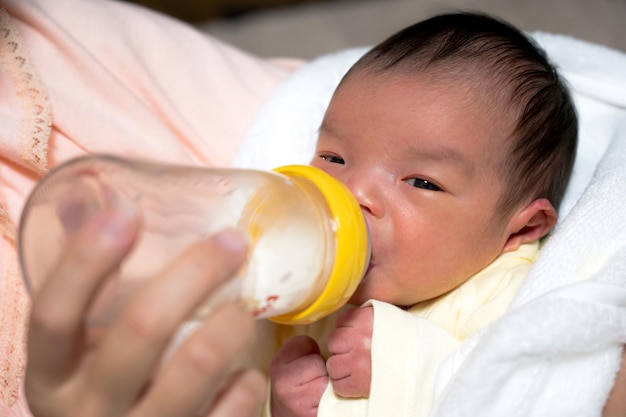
[18, 154, 369, 326]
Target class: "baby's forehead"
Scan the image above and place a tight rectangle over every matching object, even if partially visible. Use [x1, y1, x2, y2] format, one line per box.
[332, 70, 517, 167]
[353, 61, 517, 106]
[347, 66, 519, 135]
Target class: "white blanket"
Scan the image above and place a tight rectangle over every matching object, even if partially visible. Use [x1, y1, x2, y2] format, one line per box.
[233, 33, 626, 416]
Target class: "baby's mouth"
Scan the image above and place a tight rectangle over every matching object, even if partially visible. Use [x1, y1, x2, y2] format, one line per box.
[363, 233, 374, 277]
[361, 258, 374, 281]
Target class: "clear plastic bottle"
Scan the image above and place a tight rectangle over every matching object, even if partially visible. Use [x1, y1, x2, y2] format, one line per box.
[18, 154, 370, 326]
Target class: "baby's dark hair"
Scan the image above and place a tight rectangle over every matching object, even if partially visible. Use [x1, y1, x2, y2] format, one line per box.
[342, 12, 578, 215]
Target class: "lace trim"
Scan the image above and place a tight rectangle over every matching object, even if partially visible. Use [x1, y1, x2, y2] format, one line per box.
[0, 204, 15, 244]
[0, 202, 26, 409]
[0, 7, 49, 407]
[0, 244, 29, 407]
[0, 7, 51, 176]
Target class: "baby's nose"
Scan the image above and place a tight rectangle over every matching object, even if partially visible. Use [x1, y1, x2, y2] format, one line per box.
[343, 174, 385, 219]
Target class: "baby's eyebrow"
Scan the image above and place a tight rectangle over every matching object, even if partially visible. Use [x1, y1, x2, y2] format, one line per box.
[319, 118, 351, 140]
[407, 143, 475, 176]
[318, 121, 335, 137]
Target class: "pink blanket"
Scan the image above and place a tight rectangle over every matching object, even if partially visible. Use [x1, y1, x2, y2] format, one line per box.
[0, 0, 299, 414]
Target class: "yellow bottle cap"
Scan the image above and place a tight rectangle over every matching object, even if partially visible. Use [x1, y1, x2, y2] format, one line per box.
[269, 165, 370, 325]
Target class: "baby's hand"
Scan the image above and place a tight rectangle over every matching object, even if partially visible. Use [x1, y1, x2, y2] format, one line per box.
[269, 335, 328, 417]
[326, 306, 374, 398]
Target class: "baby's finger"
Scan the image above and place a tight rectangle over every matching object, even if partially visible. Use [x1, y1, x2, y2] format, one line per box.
[326, 353, 351, 383]
[327, 327, 354, 355]
[271, 336, 328, 397]
[26, 208, 138, 387]
[334, 306, 372, 328]
[272, 335, 321, 366]
[327, 354, 370, 398]
[82, 230, 248, 414]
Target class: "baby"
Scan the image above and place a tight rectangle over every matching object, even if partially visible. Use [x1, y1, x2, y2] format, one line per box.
[267, 12, 578, 417]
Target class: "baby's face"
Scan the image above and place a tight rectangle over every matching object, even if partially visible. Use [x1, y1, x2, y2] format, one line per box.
[312, 72, 517, 306]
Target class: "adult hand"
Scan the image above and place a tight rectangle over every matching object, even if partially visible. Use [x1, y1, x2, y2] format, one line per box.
[25, 207, 266, 417]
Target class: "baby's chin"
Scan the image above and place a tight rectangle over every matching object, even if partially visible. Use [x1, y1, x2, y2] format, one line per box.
[347, 280, 422, 308]
[348, 263, 425, 306]
[346, 279, 377, 305]
[347, 284, 395, 307]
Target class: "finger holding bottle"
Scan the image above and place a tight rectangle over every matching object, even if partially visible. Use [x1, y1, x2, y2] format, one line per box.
[26, 206, 141, 408]
[25, 205, 263, 417]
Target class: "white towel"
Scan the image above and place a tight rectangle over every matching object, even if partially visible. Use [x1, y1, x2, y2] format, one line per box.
[233, 33, 626, 416]
[433, 35, 626, 417]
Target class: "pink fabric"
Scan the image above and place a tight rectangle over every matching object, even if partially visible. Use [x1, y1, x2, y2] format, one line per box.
[0, 0, 300, 414]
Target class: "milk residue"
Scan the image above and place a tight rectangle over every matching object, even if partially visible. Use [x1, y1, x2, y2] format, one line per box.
[242, 214, 325, 318]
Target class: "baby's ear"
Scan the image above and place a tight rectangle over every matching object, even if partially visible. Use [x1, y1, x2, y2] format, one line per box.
[502, 198, 557, 253]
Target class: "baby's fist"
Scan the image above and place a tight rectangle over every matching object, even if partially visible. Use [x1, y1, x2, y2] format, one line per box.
[326, 306, 374, 398]
[270, 335, 328, 417]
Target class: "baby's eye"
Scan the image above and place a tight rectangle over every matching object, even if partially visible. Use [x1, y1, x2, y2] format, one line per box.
[405, 178, 442, 192]
[319, 154, 345, 165]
